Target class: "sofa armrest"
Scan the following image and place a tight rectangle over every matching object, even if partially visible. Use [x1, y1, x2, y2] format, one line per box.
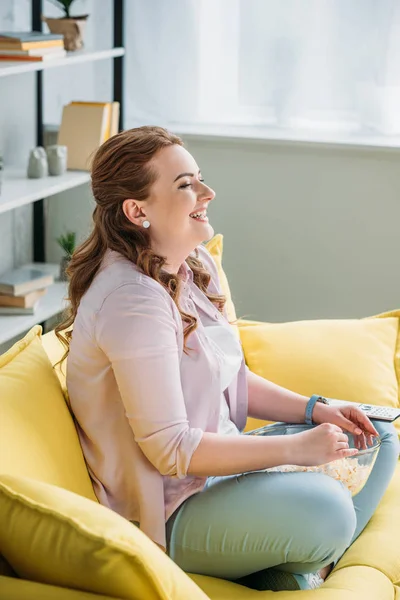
[0, 577, 121, 600]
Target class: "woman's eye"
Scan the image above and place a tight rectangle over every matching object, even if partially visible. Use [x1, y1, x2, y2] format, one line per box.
[179, 178, 205, 189]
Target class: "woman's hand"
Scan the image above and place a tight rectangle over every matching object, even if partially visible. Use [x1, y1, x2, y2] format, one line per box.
[313, 403, 379, 450]
[289, 423, 358, 466]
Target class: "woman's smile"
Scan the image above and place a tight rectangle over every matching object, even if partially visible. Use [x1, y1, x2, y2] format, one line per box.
[189, 208, 209, 223]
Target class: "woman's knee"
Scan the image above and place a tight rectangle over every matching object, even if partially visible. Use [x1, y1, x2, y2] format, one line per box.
[301, 475, 356, 555]
[271, 474, 356, 573]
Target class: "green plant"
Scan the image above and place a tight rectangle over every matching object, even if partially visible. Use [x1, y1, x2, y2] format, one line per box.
[56, 231, 76, 258]
[47, 0, 77, 18]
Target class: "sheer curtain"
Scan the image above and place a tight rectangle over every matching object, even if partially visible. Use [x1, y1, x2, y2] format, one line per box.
[125, 0, 400, 135]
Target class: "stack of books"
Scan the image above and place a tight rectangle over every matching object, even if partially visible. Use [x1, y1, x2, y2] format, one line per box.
[58, 101, 120, 170]
[0, 31, 66, 62]
[0, 266, 54, 315]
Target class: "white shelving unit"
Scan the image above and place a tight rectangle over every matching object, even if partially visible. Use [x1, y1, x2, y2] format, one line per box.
[0, 44, 125, 346]
[0, 168, 91, 215]
[0, 47, 125, 78]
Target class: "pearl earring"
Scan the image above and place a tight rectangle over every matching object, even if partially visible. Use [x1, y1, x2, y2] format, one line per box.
[143, 220, 150, 229]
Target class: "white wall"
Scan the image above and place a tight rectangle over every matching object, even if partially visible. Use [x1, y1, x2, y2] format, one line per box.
[182, 136, 400, 322]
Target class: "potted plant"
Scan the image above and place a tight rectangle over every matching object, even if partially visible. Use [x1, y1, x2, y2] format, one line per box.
[42, 0, 89, 51]
[56, 230, 76, 281]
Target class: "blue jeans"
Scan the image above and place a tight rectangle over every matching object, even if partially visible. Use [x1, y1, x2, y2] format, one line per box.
[166, 420, 399, 580]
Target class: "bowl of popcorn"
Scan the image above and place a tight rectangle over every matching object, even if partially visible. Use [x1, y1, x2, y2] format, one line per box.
[249, 423, 381, 497]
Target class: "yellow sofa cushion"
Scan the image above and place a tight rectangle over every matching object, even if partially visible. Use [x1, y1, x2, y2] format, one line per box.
[0, 576, 117, 600]
[0, 325, 96, 501]
[0, 474, 208, 600]
[205, 234, 238, 327]
[239, 315, 400, 435]
[0, 554, 16, 578]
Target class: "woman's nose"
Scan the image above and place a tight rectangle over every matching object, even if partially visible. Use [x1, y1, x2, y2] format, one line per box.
[201, 183, 215, 202]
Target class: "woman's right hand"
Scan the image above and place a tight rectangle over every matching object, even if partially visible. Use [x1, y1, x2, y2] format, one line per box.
[289, 423, 359, 466]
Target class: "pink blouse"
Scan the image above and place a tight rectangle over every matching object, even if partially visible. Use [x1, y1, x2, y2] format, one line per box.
[66, 244, 248, 550]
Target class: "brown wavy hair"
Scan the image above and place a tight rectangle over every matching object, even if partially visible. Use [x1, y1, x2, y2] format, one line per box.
[55, 126, 226, 361]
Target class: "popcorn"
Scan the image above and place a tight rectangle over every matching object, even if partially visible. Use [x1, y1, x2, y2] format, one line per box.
[266, 457, 371, 496]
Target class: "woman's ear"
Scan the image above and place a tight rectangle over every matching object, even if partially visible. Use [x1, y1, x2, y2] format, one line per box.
[122, 199, 147, 226]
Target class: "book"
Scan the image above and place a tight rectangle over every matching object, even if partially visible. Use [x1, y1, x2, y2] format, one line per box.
[69, 101, 112, 142]
[22, 262, 61, 279]
[0, 51, 66, 62]
[110, 101, 120, 137]
[0, 288, 47, 308]
[0, 46, 66, 56]
[0, 31, 64, 43]
[0, 301, 40, 316]
[69, 100, 120, 138]
[0, 32, 64, 51]
[0, 39, 64, 50]
[0, 267, 54, 296]
[58, 102, 111, 170]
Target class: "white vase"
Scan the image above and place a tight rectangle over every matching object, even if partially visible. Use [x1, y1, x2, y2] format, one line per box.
[46, 145, 68, 176]
[27, 147, 48, 179]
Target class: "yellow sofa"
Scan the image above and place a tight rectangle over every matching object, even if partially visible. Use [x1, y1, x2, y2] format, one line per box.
[0, 235, 399, 599]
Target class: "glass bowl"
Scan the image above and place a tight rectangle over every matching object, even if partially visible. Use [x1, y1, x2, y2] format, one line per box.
[247, 423, 381, 497]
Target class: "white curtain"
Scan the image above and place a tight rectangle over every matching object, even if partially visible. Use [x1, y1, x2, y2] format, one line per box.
[125, 0, 400, 134]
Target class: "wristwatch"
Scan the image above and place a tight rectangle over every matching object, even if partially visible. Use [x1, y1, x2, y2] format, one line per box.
[305, 394, 330, 425]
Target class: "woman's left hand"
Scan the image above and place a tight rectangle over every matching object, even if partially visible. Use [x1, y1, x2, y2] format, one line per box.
[313, 403, 379, 450]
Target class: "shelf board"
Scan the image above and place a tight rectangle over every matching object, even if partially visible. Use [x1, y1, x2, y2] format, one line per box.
[0, 167, 91, 214]
[0, 46, 125, 78]
[0, 280, 68, 345]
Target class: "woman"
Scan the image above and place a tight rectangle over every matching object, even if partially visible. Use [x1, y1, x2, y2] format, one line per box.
[57, 126, 399, 592]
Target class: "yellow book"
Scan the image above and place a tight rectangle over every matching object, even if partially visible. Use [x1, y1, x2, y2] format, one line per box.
[57, 102, 110, 170]
[103, 103, 112, 141]
[70, 101, 112, 142]
[110, 102, 120, 137]
[69, 101, 119, 140]
[0, 39, 64, 50]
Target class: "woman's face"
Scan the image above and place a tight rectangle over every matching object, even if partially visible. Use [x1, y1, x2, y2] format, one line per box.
[123, 144, 215, 268]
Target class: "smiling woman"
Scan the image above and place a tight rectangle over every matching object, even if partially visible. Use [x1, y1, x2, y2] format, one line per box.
[53, 126, 399, 593]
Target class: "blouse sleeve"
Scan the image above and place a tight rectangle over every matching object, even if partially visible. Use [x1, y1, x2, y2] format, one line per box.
[95, 282, 203, 479]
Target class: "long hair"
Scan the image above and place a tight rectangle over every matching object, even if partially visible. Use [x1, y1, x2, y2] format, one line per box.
[55, 126, 225, 361]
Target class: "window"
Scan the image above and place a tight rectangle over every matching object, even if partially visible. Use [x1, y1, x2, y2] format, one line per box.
[125, 0, 400, 135]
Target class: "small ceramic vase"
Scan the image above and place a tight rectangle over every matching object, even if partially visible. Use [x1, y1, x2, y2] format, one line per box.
[46, 145, 68, 176]
[27, 147, 48, 178]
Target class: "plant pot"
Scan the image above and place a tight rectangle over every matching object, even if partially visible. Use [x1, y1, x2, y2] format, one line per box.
[60, 256, 70, 281]
[42, 14, 89, 51]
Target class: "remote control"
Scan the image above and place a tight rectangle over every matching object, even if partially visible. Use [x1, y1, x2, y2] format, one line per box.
[329, 399, 400, 422]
